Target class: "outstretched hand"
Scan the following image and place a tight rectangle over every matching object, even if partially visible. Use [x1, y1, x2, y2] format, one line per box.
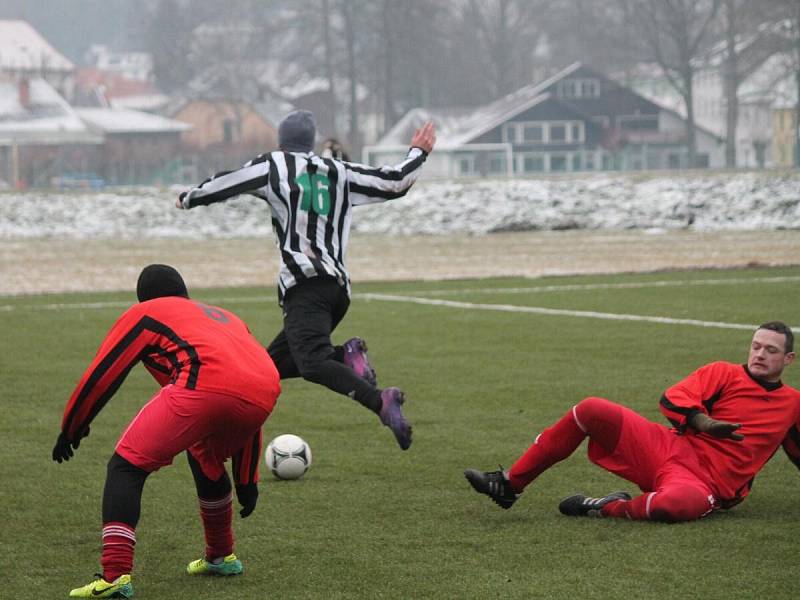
[175, 191, 187, 209]
[689, 412, 744, 441]
[410, 121, 436, 154]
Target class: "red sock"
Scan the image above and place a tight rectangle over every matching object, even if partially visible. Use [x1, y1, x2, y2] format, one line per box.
[199, 492, 234, 559]
[602, 487, 713, 522]
[101, 522, 136, 582]
[507, 406, 586, 492]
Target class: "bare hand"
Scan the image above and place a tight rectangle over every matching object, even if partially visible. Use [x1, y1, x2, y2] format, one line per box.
[175, 191, 186, 209]
[410, 121, 436, 154]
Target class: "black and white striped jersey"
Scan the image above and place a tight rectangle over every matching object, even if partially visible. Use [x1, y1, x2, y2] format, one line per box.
[181, 147, 428, 302]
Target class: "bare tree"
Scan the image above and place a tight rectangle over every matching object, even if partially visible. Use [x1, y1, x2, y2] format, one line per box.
[715, 1, 787, 167]
[458, 0, 552, 98]
[622, 0, 722, 167]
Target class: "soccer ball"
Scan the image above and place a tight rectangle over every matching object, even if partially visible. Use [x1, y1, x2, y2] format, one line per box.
[265, 434, 312, 480]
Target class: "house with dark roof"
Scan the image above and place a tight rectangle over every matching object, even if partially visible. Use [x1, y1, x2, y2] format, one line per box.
[365, 63, 724, 177]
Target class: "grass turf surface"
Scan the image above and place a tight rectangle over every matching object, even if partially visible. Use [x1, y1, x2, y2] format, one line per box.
[1, 266, 799, 599]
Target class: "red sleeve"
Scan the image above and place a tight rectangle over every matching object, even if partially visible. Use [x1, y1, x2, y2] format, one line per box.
[60, 305, 159, 440]
[659, 362, 733, 431]
[231, 428, 263, 485]
[783, 424, 800, 471]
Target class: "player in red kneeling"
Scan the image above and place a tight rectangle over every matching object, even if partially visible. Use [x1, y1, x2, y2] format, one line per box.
[465, 321, 800, 522]
[52, 265, 281, 598]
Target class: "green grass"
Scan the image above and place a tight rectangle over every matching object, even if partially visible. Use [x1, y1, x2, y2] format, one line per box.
[1, 266, 799, 599]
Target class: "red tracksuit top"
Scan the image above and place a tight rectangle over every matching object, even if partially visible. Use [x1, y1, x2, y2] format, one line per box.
[660, 361, 800, 504]
[60, 296, 280, 484]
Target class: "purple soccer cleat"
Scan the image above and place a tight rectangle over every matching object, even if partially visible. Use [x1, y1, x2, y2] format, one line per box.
[343, 337, 377, 386]
[379, 387, 412, 450]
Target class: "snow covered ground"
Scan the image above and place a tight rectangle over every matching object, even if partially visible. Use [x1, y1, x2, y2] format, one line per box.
[1, 170, 798, 239]
[1, 170, 798, 295]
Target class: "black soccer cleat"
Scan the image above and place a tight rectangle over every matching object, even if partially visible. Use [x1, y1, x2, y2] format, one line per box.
[464, 468, 520, 509]
[558, 491, 632, 517]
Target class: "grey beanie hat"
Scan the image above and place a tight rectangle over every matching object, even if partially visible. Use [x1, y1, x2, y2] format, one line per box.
[278, 110, 316, 152]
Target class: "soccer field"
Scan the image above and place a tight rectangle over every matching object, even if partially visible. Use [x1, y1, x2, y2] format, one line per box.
[2, 266, 799, 599]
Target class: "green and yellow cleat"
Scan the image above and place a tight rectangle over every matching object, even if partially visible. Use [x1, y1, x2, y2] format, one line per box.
[69, 573, 133, 598]
[186, 553, 243, 576]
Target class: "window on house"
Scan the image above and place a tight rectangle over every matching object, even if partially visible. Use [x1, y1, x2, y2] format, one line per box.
[550, 124, 567, 143]
[522, 153, 545, 172]
[559, 80, 577, 98]
[503, 123, 517, 143]
[580, 79, 599, 97]
[550, 154, 568, 171]
[571, 123, 584, 143]
[488, 153, 507, 174]
[458, 157, 474, 175]
[524, 124, 544, 142]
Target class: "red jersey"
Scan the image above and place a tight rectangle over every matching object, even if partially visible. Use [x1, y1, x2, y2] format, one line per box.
[660, 361, 800, 504]
[61, 296, 280, 442]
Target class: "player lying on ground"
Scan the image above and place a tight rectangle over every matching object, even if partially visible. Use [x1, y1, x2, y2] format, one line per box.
[176, 110, 436, 451]
[52, 264, 281, 598]
[465, 321, 800, 521]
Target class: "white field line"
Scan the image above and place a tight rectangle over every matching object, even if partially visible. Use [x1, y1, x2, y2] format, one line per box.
[357, 293, 761, 330]
[3, 274, 797, 312]
[0, 275, 795, 332]
[399, 275, 800, 297]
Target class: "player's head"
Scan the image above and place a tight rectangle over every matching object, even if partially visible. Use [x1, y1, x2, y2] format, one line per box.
[278, 110, 316, 153]
[748, 321, 795, 382]
[136, 264, 189, 302]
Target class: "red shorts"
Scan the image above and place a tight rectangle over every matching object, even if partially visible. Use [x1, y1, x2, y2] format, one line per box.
[115, 384, 271, 480]
[587, 403, 719, 503]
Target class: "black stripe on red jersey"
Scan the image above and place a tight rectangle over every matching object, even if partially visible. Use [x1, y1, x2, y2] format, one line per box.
[64, 317, 200, 436]
[659, 394, 695, 431]
[702, 388, 724, 415]
[784, 425, 800, 469]
[141, 344, 179, 377]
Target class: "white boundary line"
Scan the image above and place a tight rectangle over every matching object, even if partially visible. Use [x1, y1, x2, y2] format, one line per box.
[0, 275, 795, 332]
[402, 275, 800, 297]
[358, 293, 760, 330]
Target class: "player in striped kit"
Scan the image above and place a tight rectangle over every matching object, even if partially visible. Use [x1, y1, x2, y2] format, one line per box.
[53, 264, 281, 598]
[465, 322, 800, 522]
[177, 111, 436, 451]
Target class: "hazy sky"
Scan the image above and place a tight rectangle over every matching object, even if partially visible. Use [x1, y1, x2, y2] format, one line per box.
[0, 0, 146, 61]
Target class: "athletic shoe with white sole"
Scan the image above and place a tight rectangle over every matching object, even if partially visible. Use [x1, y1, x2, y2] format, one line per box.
[558, 491, 632, 517]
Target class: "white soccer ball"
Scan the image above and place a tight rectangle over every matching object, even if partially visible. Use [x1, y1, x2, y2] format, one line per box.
[265, 434, 312, 480]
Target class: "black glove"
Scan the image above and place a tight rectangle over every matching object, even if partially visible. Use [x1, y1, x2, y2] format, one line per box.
[52, 432, 75, 463]
[235, 483, 259, 518]
[52, 428, 89, 463]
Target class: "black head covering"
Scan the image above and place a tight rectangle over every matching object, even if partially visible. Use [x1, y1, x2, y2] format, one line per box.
[136, 264, 189, 302]
[278, 110, 316, 152]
